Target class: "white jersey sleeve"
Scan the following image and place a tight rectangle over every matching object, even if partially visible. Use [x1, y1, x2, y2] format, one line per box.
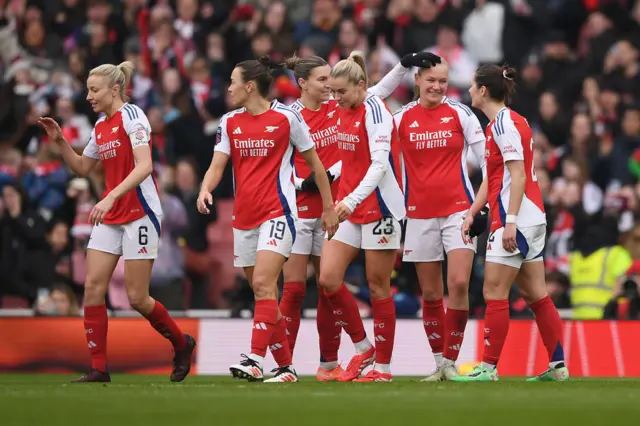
[214, 113, 232, 155]
[494, 110, 524, 163]
[121, 104, 152, 149]
[365, 95, 393, 154]
[445, 98, 487, 174]
[341, 96, 394, 212]
[367, 63, 409, 100]
[273, 101, 315, 153]
[82, 116, 107, 159]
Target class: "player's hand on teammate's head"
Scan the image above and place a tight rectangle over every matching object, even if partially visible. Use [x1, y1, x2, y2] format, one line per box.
[334, 201, 352, 222]
[400, 52, 442, 69]
[196, 190, 214, 214]
[321, 205, 340, 239]
[37, 117, 63, 142]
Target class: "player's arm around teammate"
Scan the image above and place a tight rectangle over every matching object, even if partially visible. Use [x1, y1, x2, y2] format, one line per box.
[38, 61, 195, 383]
[453, 65, 567, 382]
[197, 57, 338, 383]
[278, 53, 430, 381]
[316, 52, 406, 382]
[395, 55, 488, 381]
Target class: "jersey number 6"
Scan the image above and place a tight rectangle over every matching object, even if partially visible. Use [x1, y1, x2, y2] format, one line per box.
[372, 217, 394, 235]
[139, 226, 148, 246]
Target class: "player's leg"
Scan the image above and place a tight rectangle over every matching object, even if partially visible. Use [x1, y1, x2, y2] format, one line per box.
[233, 215, 297, 382]
[318, 221, 372, 380]
[280, 218, 315, 354]
[122, 217, 194, 382]
[516, 226, 568, 381]
[452, 227, 519, 382]
[403, 218, 446, 380]
[313, 253, 344, 381]
[72, 233, 120, 382]
[352, 217, 401, 383]
[440, 211, 477, 379]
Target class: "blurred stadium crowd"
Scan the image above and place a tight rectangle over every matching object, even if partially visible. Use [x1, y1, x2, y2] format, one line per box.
[1, 0, 640, 320]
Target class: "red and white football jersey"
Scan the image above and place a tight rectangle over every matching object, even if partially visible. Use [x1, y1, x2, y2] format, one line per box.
[485, 107, 546, 231]
[215, 101, 315, 230]
[290, 99, 340, 219]
[336, 94, 405, 224]
[83, 103, 162, 228]
[394, 97, 485, 219]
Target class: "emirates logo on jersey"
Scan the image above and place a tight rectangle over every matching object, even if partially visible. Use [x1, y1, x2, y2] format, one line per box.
[234, 138, 275, 157]
[310, 125, 338, 149]
[97, 140, 121, 160]
[409, 130, 452, 150]
[337, 132, 359, 152]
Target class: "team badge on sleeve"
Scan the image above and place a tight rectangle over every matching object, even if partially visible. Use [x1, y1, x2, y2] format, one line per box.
[129, 124, 150, 148]
[216, 125, 222, 145]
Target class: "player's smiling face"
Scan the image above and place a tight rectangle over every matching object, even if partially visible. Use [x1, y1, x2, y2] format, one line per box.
[228, 67, 250, 107]
[415, 63, 448, 106]
[86, 75, 116, 114]
[329, 76, 364, 109]
[301, 65, 332, 102]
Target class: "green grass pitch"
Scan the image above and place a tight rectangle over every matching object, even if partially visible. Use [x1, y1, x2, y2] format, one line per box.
[1, 374, 639, 426]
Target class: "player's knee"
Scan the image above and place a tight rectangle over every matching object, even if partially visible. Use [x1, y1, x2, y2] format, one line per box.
[252, 277, 277, 300]
[482, 279, 508, 300]
[420, 285, 443, 301]
[318, 272, 341, 293]
[84, 275, 108, 305]
[126, 288, 151, 312]
[447, 275, 469, 301]
[367, 275, 391, 300]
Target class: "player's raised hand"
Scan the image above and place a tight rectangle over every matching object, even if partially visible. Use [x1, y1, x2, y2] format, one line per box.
[37, 117, 63, 142]
[89, 195, 115, 225]
[197, 190, 213, 214]
[321, 206, 340, 239]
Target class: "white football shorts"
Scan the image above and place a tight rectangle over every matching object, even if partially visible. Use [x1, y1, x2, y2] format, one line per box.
[402, 210, 477, 262]
[328, 217, 401, 250]
[485, 224, 546, 269]
[233, 215, 295, 267]
[87, 215, 161, 260]
[291, 217, 324, 257]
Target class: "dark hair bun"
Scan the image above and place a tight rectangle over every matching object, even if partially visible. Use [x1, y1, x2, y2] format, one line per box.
[502, 66, 516, 81]
[258, 55, 283, 70]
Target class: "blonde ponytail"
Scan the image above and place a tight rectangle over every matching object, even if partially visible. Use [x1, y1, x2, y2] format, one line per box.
[331, 50, 368, 86]
[89, 61, 135, 101]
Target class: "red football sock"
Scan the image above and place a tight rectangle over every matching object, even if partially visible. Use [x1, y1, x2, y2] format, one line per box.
[422, 299, 445, 355]
[83, 304, 108, 372]
[269, 317, 292, 367]
[325, 284, 366, 343]
[443, 308, 468, 361]
[371, 297, 396, 364]
[529, 295, 565, 363]
[144, 300, 187, 350]
[317, 288, 340, 363]
[278, 281, 305, 354]
[251, 299, 279, 357]
[482, 299, 510, 366]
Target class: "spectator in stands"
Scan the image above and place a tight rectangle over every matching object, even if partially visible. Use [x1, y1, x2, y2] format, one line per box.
[171, 158, 214, 309]
[35, 282, 80, 316]
[0, 182, 48, 305]
[149, 182, 188, 311]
